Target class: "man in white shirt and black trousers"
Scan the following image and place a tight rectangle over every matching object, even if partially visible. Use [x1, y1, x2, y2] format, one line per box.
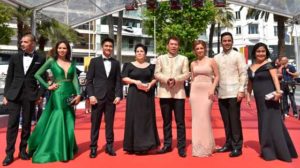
[214, 32, 247, 158]
[86, 37, 122, 158]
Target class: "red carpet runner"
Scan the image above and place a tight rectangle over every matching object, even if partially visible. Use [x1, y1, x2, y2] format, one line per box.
[0, 98, 299, 168]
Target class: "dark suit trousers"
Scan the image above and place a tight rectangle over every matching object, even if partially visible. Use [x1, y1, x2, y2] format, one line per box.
[5, 93, 35, 155]
[90, 97, 116, 149]
[218, 98, 243, 150]
[159, 98, 186, 150]
[282, 86, 297, 115]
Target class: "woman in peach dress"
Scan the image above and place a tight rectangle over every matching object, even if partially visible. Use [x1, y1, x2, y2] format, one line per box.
[190, 40, 219, 157]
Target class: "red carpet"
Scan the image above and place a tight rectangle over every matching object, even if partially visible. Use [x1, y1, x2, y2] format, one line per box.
[0, 98, 300, 168]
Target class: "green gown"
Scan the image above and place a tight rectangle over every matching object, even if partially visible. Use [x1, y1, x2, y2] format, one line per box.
[28, 58, 80, 163]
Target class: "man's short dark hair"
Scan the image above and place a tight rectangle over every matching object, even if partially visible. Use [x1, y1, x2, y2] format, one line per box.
[23, 33, 36, 43]
[101, 37, 114, 46]
[221, 32, 233, 42]
[167, 36, 180, 45]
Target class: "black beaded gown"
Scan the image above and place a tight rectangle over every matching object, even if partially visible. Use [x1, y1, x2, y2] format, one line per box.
[122, 63, 160, 153]
[248, 62, 298, 162]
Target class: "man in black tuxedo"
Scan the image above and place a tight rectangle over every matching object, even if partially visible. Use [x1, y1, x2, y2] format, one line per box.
[86, 37, 122, 158]
[2, 34, 45, 166]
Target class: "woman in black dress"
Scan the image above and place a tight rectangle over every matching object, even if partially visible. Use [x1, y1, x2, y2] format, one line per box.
[122, 43, 160, 154]
[246, 42, 298, 162]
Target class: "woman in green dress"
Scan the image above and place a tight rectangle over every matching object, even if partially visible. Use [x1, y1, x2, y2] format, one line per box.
[27, 40, 81, 163]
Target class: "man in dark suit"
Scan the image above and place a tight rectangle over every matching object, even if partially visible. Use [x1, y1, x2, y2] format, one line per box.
[2, 34, 46, 166]
[86, 37, 122, 158]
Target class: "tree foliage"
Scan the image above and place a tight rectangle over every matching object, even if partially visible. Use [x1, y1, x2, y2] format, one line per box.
[37, 18, 79, 51]
[0, 2, 14, 44]
[143, 0, 216, 60]
[208, 5, 234, 56]
[246, 8, 288, 56]
[0, 2, 79, 53]
[11, 6, 32, 51]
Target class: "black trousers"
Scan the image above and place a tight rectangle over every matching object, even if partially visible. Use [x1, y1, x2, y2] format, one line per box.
[5, 93, 35, 156]
[282, 83, 297, 115]
[90, 97, 116, 149]
[159, 98, 186, 150]
[218, 98, 243, 150]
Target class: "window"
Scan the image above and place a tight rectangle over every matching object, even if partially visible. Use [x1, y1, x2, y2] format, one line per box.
[101, 17, 107, 24]
[236, 26, 241, 34]
[213, 29, 218, 36]
[74, 34, 95, 50]
[75, 22, 94, 30]
[145, 39, 154, 52]
[235, 11, 241, 20]
[248, 24, 258, 34]
[274, 26, 288, 41]
[127, 22, 133, 27]
[274, 26, 278, 36]
[124, 18, 140, 28]
[128, 38, 134, 49]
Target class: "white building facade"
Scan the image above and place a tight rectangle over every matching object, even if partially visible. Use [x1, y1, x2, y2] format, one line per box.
[0, 4, 296, 67]
[205, 4, 294, 61]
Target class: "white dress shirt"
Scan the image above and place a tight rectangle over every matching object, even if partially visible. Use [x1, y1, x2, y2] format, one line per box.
[102, 55, 111, 77]
[214, 49, 248, 99]
[154, 54, 190, 99]
[23, 55, 33, 74]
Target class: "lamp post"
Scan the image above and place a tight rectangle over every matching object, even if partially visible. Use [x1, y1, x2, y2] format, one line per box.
[293, 24, 300, 69]
[154, 16, 156, 57]
[70, 42, 74, 59]
[31, 9, 37, 36]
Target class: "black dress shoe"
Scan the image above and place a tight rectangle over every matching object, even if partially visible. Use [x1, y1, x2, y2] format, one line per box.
[2, 155, 13, 166]
[89, 148, 97, 158]
[178, 149, 186, 158]
[216, 146, 232, 153]
[156, 146, 172, 154]
[19, 151, 30, 160]
[229, 149, 242, 157]
[125, 151, 135, 155]
[135, 151, 148, 155]
[105, 146, 116, 156]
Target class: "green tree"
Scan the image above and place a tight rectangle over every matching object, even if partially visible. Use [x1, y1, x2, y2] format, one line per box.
[36, 18, 79, 53]
[246, 8, 288, 56]
[0, 2, 14, 44]
[11, 6, 32, 51]
[208, 6, 234, 57]
[4, 4, 78, 54]
[143, 0, 216, 60]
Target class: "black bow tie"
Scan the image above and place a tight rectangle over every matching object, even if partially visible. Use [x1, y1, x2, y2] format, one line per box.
[103, 57, 112, 61]
[24, 53, 33, 58]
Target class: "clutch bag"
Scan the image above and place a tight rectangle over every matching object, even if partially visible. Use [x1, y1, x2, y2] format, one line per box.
[265, 90, 283, 100]
[66, 94, 76, 105]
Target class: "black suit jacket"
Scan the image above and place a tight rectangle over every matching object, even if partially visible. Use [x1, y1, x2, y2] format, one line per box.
[4, 52, 46, 101]
[86, 56, 122, 100]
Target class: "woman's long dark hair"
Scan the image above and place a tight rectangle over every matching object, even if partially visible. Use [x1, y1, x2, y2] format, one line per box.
[251, 42, 270, 63]
[53, 40, 71, 61]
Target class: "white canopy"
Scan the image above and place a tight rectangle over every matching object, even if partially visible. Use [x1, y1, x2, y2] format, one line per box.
[3, 0, 300, 27]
